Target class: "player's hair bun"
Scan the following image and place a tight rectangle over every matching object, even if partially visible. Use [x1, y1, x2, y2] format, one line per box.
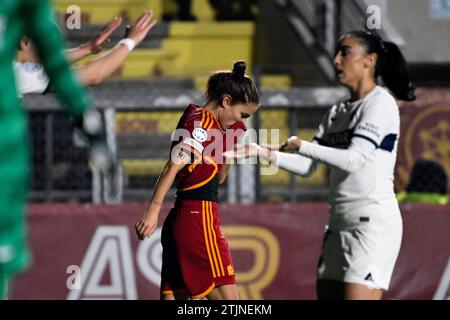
[232, 61, 246, 79]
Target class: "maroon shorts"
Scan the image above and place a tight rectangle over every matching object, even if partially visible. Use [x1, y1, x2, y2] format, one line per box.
[160, 200, 236, 299]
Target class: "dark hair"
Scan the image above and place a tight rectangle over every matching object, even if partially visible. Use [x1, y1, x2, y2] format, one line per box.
[340, 30, 416, 101]
[407, 159, 448, 195]
[206, 60, 259, 106]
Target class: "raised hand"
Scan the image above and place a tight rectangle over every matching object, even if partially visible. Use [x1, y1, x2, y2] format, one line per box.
[127, 10, 157, 45]
[88, 17, 123, 54]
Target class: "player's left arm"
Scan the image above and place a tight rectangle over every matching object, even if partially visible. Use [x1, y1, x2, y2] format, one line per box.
[135, 147, 190, 240]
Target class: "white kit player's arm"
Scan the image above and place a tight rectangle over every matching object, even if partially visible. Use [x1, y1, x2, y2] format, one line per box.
[270, 108, 328, 176]
[273, 147, 319, 177]
[298, 138, 374, 173]
[298, 92, 398, 173]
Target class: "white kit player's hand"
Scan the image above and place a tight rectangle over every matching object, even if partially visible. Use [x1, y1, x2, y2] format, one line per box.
[279, 136, 301, 152]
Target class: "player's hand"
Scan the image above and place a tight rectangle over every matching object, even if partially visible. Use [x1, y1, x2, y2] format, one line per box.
[87, 17, 123, 54]
[135, 210, 158, 240]
[260, 143, 283, 151]
[279, 136, 301, 152]
[127, 10, 157, 45]
[223, 142, 262, 159]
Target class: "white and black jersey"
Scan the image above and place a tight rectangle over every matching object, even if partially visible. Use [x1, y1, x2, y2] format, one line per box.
[14, 61, 50, 97]
[303, 86, 400, 224]
[273, 86, 402, 289]
[275, 86, 400, 225]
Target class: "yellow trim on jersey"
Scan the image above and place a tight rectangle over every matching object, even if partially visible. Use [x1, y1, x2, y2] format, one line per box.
[180, 156, 218, 191]
[208, 201, 225, 276]
[204, 111, 212, 129]
[161, 290, 174, 295]
[204, 109, 220, 129]
[178, 142, 202, 160]
[191, 283, 215, 300]
[205, 201, 221, 278]
[187, 160, 199, 173]
[202, 201, 217, 278]
[207, 119, 214, 130]
[201, 110, 205, 128]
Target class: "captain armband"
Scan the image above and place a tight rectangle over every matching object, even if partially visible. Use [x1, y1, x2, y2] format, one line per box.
[170, 143, 194, 165]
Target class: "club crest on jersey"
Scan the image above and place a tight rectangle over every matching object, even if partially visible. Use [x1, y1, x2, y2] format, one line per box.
[192, 128, 208, 142]
[23, 62, 43, 73]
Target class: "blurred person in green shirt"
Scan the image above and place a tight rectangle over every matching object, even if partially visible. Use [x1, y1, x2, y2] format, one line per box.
[0, 0, 119, 299]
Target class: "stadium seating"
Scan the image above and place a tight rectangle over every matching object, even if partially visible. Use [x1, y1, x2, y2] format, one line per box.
[53, 0, 161, 23]
[55, 1, 255, 79]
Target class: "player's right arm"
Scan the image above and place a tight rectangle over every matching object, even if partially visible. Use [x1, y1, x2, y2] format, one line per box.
[66, 17, 123, 63]
[135, 147, 190, 240]
[75, 11, 156, 86]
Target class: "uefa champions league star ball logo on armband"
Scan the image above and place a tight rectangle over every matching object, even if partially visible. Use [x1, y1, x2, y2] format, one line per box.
[192, 128, 208, 143]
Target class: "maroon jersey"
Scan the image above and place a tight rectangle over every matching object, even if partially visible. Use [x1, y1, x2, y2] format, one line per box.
[171, 104, 246, 202]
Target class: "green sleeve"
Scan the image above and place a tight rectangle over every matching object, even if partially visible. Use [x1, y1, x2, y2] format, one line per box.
[21, 0, 90, 120]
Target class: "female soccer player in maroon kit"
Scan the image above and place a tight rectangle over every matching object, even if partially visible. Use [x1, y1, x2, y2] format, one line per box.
[135, 61, 259, 300]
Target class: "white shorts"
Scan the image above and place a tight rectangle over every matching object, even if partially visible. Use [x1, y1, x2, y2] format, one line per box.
[317, 207, 403, 290]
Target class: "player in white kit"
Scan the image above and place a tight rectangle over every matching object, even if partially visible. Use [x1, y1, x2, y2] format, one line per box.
[14, 11, 156, 96]
[225, 30, 416, 299]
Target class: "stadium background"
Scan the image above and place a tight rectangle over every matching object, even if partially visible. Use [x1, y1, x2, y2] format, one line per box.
[11, 0, 450, 299]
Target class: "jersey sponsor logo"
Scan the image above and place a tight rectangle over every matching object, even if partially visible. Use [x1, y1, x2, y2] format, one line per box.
[183, 137, 204, 153]
[356, 121, 381, 138]
[22, 62, 43, 73]
[327, 129, 354, 148]
[192, 128, 208, 143]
